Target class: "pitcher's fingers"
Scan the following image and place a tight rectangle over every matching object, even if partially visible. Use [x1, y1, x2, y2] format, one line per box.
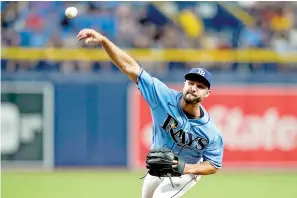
[77, 35, 88, 41]
[85, 38, 96, 44]
[77, 30, 89, 39]
[85, 38, 90, 44]
[77, 31, 84, 38]
[77, 31, 87, 39]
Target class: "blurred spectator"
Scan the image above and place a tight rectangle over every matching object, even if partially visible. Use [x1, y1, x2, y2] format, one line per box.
[1, 1, 297, 73]
[238, 20, 266, 48]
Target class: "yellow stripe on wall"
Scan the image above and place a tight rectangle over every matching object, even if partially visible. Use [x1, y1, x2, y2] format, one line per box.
[2, 48, 297, 63]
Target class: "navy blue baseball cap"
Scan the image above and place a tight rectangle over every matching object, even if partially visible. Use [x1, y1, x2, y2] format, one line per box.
[184, 68, 212, 88]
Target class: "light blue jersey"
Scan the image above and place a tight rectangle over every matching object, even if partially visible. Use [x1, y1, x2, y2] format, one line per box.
[137, 69, 224, 169]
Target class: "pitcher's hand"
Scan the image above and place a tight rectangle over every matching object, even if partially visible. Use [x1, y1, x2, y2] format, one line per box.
[77, 29, 105, 45]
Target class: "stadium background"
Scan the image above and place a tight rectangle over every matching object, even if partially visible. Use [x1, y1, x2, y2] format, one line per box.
[1, 1, 297, 198]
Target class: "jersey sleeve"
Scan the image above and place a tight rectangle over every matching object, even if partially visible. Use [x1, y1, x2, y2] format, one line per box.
[136, 68, 172, 109]
[202, 135, 224, 169]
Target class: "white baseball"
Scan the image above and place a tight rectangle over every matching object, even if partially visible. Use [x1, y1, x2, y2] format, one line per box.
[65, 7, 78, 18]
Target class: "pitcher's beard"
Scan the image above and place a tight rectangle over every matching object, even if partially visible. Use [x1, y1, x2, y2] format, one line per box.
[183, 93, 201, 104]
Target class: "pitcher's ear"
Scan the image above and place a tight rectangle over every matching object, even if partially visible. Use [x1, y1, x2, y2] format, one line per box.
[205, 89, 211, 98]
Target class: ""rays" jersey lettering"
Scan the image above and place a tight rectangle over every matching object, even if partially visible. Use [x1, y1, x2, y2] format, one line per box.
[161, 113, 208, 150]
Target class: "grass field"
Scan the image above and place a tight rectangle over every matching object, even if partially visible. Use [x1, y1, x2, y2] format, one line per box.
[2, 170, 297, 198]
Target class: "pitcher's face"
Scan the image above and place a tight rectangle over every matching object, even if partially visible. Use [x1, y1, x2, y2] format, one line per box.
[182, 80, 210, 104]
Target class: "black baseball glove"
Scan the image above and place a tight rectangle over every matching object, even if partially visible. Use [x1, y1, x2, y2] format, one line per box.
[146, 147, 185, 178]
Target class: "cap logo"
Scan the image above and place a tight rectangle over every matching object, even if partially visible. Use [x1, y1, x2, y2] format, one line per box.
[196, 68, 205, 76]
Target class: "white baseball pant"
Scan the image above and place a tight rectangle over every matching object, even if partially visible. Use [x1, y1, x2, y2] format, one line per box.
[141, 173, 201, 198]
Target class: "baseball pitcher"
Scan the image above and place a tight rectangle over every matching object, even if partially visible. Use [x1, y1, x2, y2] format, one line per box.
[77, 29, 224, 198]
